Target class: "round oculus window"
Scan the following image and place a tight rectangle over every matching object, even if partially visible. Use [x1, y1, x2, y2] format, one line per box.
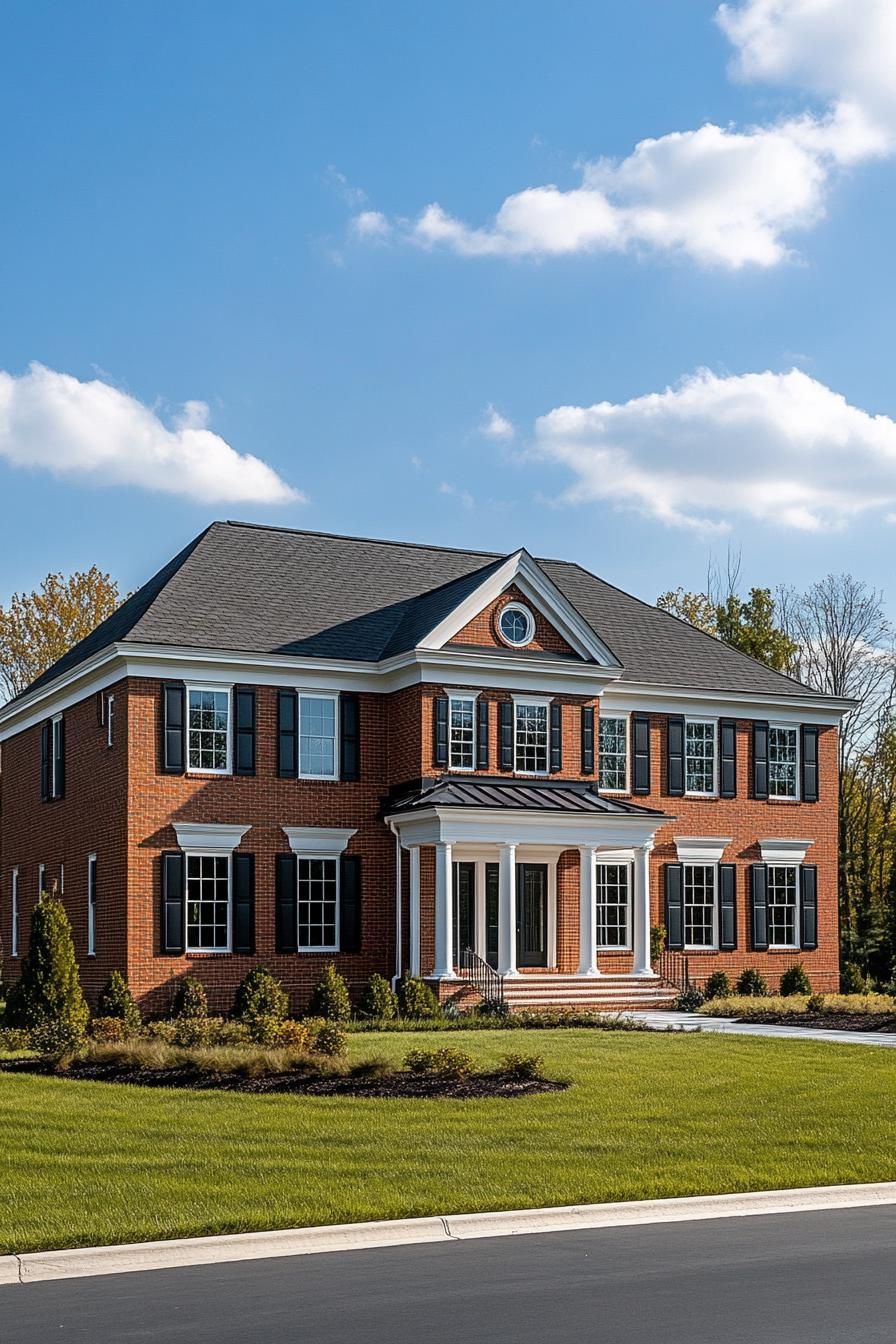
[498, 602, 535, 648]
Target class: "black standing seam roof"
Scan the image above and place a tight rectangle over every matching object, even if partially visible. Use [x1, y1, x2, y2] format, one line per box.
[17, 519, 827, 702]
[388, 777, 670, 816]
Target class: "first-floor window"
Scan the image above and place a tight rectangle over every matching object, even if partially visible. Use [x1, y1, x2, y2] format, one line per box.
[448, 694, 476, 771]
[684, 864, 716, 949]
[106, 694, 115, 748]
[769, 726, 798, 799]
[515, 701, 548, 774]
[596, 863, 630, 949]
[298, 694, 337, 778]
[186, 853, 231, 951]
[87, 854, 97, 956]
[188, 687, 230, 772]
[599, 717, 628, 791]
[768, 865, 799, 948]
[298, 857, 339, 950]
[38, 863, 45, 897]
[10, 869, 18, 958]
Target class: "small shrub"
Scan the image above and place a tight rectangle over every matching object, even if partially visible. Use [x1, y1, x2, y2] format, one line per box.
[310, 1022, 347, 1057]
[499, 1052, 543, 1081]
[703, 970, 731, 1001]
[650, 923, 666, 963]
[735, 968, 769, 998]
[31, 1017, 86, 1057]
[275, 1019, 310, 1049]
[146, 1015, 250, 1048]
[4, 895, 89, 1042]
[96, 971, 142, 1031]
[0, 1026, 32, 1052]
[233, 967, 288, 1024]
[779, 962, 812, 996]
[675, 985, 705, 1013]
[357, 973, 398, 1021]
[397, 975, 440, 1019]
[89, 1016, 129, 1044]
[840, 962, 869, 995]
[404, 1046, 474, 1079]
[806, 992, 826, 1013]
[171, 976, 208, 1020]
[308, 964, 351, 1022]
[478, 997, 511, 1019]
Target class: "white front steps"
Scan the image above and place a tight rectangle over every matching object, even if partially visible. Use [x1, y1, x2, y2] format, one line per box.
[500, 973, 677, 1013]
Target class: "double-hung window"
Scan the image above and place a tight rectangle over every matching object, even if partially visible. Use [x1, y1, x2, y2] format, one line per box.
[768, 865, 799, 948]
[187, 687, 230, 773]
[514, 700, 548, 775]
[685, 720, 716, 795]
[599, 717, 628, 791]
[596, 862, 631, 949]
[769, 726, 799, 799]
[10, 869, 18, 958]
[38, 863, 45, 898]
[185, 853, 231, 952]
[298, 857, 339, 950]
[298, 694, 338, 778]
[106, 694, 115, 748]
[448, 693, 476, 771]
[683, 864, 716, 949]
[87, 854, 97, 956]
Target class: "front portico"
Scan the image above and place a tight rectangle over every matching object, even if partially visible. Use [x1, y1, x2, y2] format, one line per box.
[386, 779, 672, 987]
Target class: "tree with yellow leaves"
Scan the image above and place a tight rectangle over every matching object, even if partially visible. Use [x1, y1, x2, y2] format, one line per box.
[0, 567, 124, 700]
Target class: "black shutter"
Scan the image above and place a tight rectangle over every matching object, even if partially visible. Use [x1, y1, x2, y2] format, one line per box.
[800, 865, 818, 950]
[499, 702, 514, 771]
[477, 700, 489, 770]
[340, 693, 361, 781]
[54, 717, 65, 799]
[801, 725, 819, 803]
[750, 864, 769, 951]
[550, 703, 563, 774]
[751, 721, 769, 800]
[40, 720, 51, 801]
[340, 854, 362, 953]
[581, 706, 595, 775]
[719, 863, 737, 951]
[433, 696, 449, 768]
[632, 713, 651, 795]
[667, 716, 685, 797]
[719, 718, 737, 799]
[665, 864, 684, 951]
[278, 690, 298, 777]
[161, 851, 185, 954]
[232, 852, 255, 954]
[275, 853, 298, 953]
[233, 687, 256, 776]
[163, 683, 186, 774]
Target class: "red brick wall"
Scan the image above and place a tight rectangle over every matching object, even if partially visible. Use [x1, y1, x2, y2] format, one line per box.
[449, 583, 578, 656]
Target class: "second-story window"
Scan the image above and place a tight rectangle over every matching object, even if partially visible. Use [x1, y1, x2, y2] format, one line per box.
[106, 694, 115, 748]
[685, 720, 716, 795]
[515, 700, 548, 774]
[298, 694, 338, 778]
[599, 717, 628, 791]
[449, 694, 476, 771]
[769, 726, 799, 799]
[188, 688, 230, 772]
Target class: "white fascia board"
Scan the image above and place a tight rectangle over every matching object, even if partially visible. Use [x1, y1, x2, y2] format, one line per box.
[417, 549, 621, 667]
[387, 650, 620, 696]
[386, 805, 672, 850]
[599, 680, 852, 726]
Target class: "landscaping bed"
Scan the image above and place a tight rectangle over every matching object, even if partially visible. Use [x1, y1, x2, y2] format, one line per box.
[697, 994, 896, 1033]
[718, 1011, 896, 1033]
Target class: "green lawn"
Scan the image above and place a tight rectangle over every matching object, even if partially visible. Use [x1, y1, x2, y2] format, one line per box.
[1, 1029, 895, 1255]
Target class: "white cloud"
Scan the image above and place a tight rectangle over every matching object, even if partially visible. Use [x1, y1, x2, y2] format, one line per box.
[353, 210, 391, 239]
[0, 363, 302, 505]
[480, 404, 515, 440]
[439, 481, 475, 510]
[359, 0, 896, 268]
[533, 367, 896, 532]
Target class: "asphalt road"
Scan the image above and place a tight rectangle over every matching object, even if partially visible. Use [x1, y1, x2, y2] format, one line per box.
[3, 1206, 896, 1343]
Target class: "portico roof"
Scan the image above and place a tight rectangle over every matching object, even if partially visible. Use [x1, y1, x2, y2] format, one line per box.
[387, 775, 669, 818]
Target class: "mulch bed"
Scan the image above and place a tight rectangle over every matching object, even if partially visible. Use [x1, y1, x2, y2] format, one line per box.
[730, 1012, 896, 1034]
[0, 1057, 567, 1098]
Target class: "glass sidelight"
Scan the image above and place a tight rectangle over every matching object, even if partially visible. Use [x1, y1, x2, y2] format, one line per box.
[453, 862, 476, 964]
[516, 864, 548, 967]
[485, 863, 499, 968]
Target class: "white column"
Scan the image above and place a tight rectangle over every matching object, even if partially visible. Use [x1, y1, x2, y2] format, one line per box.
[498, 842, 518, 976]
[632, 842, 655, 977]
[577, 846, 600, 976]
[432, 842, 456, 979]
[409, 846, 421, 977]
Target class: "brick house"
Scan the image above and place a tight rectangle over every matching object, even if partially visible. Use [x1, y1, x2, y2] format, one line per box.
[0, 522, 850, 1014]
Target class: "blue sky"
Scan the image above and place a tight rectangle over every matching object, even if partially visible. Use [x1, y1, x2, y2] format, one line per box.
[1, 0, 895, 613]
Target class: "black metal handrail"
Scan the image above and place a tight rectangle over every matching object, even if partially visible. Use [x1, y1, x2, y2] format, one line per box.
[657, 949, 691, 992]
[459, 946, 505, 1005]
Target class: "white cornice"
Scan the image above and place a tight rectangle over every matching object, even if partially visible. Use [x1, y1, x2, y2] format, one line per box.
[282, 826, 357, 856]
[674, 835, 733, 864]
[759, 837, 815, 865]
[173, 822, 250, 853]
[387, 804, 671, 850]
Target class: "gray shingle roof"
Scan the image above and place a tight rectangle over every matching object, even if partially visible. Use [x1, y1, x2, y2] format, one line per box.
[21, 520, 824, 700]
[388, 777, 668, 816]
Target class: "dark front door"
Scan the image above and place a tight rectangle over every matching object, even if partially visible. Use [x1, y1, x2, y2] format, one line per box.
[517, 864, 548, 968]
[485, 863, 499, 969]
[453, 862, 476, 965]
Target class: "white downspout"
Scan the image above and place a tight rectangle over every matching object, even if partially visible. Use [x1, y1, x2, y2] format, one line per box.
[389, 822, 403, 991]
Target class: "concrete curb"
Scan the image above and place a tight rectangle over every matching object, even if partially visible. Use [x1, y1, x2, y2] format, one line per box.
[4, 1182, 896, 1285]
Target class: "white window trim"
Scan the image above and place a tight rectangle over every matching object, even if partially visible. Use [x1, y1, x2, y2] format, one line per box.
[87, 853, 97, 957]
[446, 689, 479, 773]
[512, 696, 551, 777]
[768, 722, 800, 801]
[106, 694, 115, 748]
[282, 827, 355, 952]
[37, 863, 45, 897]
[297, 690, 340, 781]
[598, 712, 630, 795]
[684, 717, 718, 798]
[172, 822, 250, 956]
[186, 683, 233, 776]
[184, 850, 233, 954]
[51, 713, 63, 798]
[682, 861, 719, 953]
[497, 601, 535, 649]
[766, 862, 801, 951]
[11, 867, 18, 958]
[759, 837, 814, 865]
[595, 857, 633, 952]
[674, 836, 732, 865]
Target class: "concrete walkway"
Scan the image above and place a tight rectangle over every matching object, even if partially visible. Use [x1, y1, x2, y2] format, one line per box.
[628, 1010, 896, 1048]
